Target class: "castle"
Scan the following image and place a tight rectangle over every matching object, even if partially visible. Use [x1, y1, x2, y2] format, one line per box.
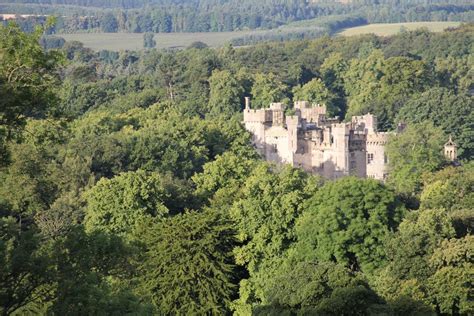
[243, 98, 395, 180]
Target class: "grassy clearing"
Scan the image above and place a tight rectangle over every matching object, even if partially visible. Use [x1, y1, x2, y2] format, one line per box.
[57, 30, 268, 51]
[338, 21, 461, 36]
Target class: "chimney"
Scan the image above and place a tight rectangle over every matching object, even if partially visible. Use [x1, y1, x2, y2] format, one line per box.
[245, 97, 250, 110]
[397, 122, 407, 133]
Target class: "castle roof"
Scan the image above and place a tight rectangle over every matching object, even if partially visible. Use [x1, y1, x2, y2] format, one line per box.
[444, 136, 457, 147]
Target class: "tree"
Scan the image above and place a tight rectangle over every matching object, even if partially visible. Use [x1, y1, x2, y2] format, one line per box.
[137, 210, 237, 314]
[84, 170, 169, 238]
[427, 236, 474, 315]
[207, 70, 244, 117]
[420, 164, 474, 212]
[0, 23, 61, 164]
[435, 55, 473, 94]
[377, 57, 433, 127]
[192, 152, 257, 207]
[100, 13, 118, 32]
[250, 73, 289, 108]
[0, 217, 52, 315]
[46, 227, 149, 315]
[257, 261, 381, 315]
[320, 52, 348, 117]
[386, 122, 446, 197]
[344, 51, 433, 129]
[156, 53, 182, 100]
[397, 88, 474, 160]
[0, 142, 57, 218]
[230, 165, 321, 313]
[143, 32, 156, 49]
[292, 78, 338, 116]
[188, 41, 208, 49]
[343, 50, 384, 124]
[295, 177, 405, 275]
[373, 208, 466, 313]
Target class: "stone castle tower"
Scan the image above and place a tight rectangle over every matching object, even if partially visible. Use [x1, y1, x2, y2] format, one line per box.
[243, 99, 391, 180]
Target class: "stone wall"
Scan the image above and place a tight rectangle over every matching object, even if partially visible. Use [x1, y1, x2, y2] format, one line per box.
[243, 100, 392, 181]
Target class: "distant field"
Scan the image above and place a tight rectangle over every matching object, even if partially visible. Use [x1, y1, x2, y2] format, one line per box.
[57, 21, 462, 50]
[58, 31, 268, 51]
[338, 21, 461, 36]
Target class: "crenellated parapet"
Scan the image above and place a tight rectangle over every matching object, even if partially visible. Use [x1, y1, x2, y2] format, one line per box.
[366, 132, 390, 146]
[243, 108, 273, 123]
[352, 113, 378, 133]
[242, 97, 397, 181]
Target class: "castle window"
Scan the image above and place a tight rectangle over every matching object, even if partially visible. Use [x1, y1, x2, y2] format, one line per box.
[368, 153, 374, 164]
[384, 154, 388, 164]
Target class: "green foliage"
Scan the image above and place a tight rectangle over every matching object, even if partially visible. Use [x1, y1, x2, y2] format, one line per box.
[292, 78, 338, 116]
[386, 122, 447, 197]
[143, 32, 156, 49]
[427, 235, 474, 314]
[344, 50, 434, 129]
[261, 261, 371, 312]
[100, 13, 118, 32]
[251, 73, 289, 108]
[0, 217, 52, 315]
[0, 143, 57, 217]
[0, 23, 62, 130]
[138, 210, 237, 314]
[296, 177, 405, 274]
[192, 152, 257, 207]
[1, 24, 473, 315]
[84, 170, 170, 237]
[208, 69, 244, 117]
[47, 226, 149, 314]
[320, 52, 348, 116]
[230, 165, 321, 311]
[381, 209, 456, 283]
[420, 165, 474, 212]
[0, 23, 62, 165]
[435, 55, 473, 93]
[397, 88, 474, 159]
[313, 285, 383, 315]
[374, 208, 472, 314]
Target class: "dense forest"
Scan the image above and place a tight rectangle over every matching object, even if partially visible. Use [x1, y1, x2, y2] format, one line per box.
[1, 0, 474, 33]
[0, 21, 473, 315]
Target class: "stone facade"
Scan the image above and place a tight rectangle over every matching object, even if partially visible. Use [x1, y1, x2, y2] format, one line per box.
[444, 136, 458, 162]
[243, 99, 392, 180]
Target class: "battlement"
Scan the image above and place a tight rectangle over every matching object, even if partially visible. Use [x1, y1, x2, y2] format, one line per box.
[294, 101, 326, 111]
[352, 113, 377, 133]
[332, 122, 352, 133]
[242, 97, 395, 181]
[243, 108, 273, 123]
[286, 115, 299, 126]
[270, 102, 285, 111]
[366, 132, 390, 146]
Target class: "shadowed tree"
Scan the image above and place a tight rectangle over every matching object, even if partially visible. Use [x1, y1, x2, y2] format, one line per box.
[137, 210, 238, 314]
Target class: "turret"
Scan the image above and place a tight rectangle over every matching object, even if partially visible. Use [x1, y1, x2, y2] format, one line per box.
[444, 136, 457, 161]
